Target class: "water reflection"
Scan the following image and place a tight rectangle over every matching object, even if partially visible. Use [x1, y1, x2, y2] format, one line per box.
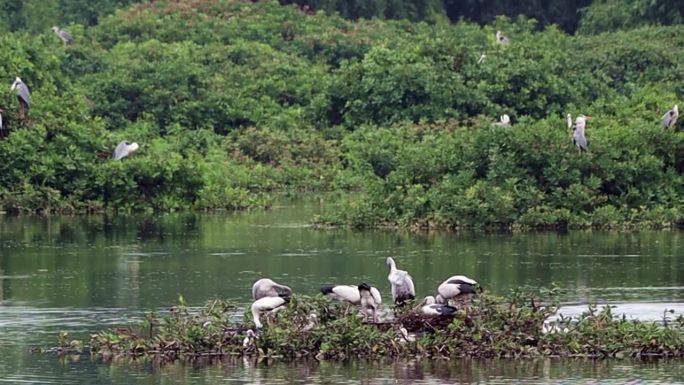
[1, 201, 684, 383]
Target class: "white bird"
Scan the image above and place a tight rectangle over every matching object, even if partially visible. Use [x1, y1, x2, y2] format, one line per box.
[10, 77, 30, 111]
[496, 30, 510, 45]
[662, 105, 679, 128]
[250, 295, 290, 329]
[493, 114, 511, 127]
[321, 284, 382, 310]
[435, 275, 478, 305]
[572, 115, 590, 152]
[566, 113, 573, 130]
[477, 52, 486, 64]
[252, 278, 293, 300]
[51, 26, 74, 44]
[112, 140, 140, 160]
[242, 329, 257, 347]
[358, 283, 381, 322]
[397, 327, 416, 343]
[386, 257, 416, 305]
[420, 296, 457, 316]
[301, 313, 318, 332]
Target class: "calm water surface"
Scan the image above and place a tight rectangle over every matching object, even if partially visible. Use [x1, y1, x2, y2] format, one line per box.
[1, 199, 684, 384]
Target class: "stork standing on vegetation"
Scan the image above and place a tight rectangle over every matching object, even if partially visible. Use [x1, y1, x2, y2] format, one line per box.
[386, 257, 415, 305]
[112, 141, 139, 160]
[321, 284, 382, 314]
[10, 77, 30, 119]
[252, 278, 293, 301]
[435, 275, 478, 305]
[250, 295, 290, 329]
[572, 115, 590, 152]
[496, 30, 510, 45]
[358, 283, 382, 322]
[419, 295, 457, 316]
[662, 105, 679, 128]
[52, 26, 74, 44]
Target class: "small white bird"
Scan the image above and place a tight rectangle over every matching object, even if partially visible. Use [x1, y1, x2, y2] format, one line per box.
[496, 30, 510, 45]
[566, 113, 573, 130]
[52, 26, 74, 44]
[397, 327, 416, 343]
[435, 275, 478, 305]
[10, 77, 30, 110]
[420, 295, 457, 316]
[358, 283, 381, 322]
[250, 295, 290, 329]
[477, 52, 487, 64]
[572, 115, 590, 152]
[112, 140, 139, 160]
[242, 329, 257, 347]
[493, 114, 511, 127]
[662, 105, 679, 128]
[386, 257, 416, 305]
[252, 278, 293, 301]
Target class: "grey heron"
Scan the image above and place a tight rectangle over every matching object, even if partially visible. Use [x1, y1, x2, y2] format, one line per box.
[250, 295, 290, 329]
[358, 283, 381, 322]
[572, 115, 590, 152]
[419, 295, 457, 316]
[496, 31, 510, 45]
[10, 77, 30, 119]
[386, 257, 415, 305]
[112, 141, 140, 160]
[662, 105, 679, 128]
[435, 275, 478, 305]
[252, 278, 292, 301]
[51, 26, 74, 44]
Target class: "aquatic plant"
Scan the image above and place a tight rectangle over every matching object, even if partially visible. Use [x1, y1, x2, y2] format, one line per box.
[80, 289, 684, 362]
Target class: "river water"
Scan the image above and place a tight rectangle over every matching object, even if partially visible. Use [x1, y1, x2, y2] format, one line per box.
[1, 199, 684, 384]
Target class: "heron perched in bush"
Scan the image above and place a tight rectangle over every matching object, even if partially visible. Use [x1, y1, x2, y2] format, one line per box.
[496, 30, 510, 45]
[10, 77, 30, 119]
[662, 105, 679, 128]
[112, 141, 139, 160]
[52, 26, 74, 44]
[571, 115, 590, 152]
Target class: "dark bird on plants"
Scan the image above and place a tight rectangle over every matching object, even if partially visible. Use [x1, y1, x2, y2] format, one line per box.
[250, 295, 290, 329]
[386, 257, 415, 305]
[435, 275, 478, 305]
[571, 115, 590, 152]
[252, 278, 293, 301]
[52, 26, 74, 44]
[358, 283, 381, 322]
[112, 140, 140, 160]
[419, 295, 457, 316]
[496, 30, 510, 45]
[11, 77, 30, 118]
[662, 105, 679, 128]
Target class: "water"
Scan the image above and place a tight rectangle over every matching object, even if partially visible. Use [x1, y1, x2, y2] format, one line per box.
[1, 199, 684, 383]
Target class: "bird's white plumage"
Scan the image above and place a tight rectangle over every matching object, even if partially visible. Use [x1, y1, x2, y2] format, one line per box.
[572, 115, 588, 151]
[359, 284, 381, 322]
[252, 278, 292, 300]
[112, 141, 139, 160]
[420, 296, 457, 316]
[11, 77, 30, 108]
[242, 329, 256, 347]
[494, 114, 511, 127]
[662, 105, 679, 128]
[437, 275, 477, 302]
[324, 285, 361, 304]
[386, 257, 416, 304]
[566, 113, 573, 130]
[251, 296, 288, 329]
[52, 26, 74, 44]
[496, 30, 510, 45]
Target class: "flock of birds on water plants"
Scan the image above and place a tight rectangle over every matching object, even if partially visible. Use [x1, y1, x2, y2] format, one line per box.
[245, 256, 478, 345]
[1, 28, 679, 160]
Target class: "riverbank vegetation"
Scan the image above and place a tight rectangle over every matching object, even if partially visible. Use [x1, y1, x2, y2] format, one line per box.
[66, 291, 684, 361]
[0, 0, 683, 229]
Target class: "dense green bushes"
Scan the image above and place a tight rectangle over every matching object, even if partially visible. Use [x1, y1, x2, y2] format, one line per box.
[0, 0, 682, 229]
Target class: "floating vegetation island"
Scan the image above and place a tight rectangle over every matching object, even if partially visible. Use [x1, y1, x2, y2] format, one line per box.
[48, 290, 684, 362]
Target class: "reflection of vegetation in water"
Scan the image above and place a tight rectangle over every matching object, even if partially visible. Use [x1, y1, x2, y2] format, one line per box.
[82, 289, 684, 361]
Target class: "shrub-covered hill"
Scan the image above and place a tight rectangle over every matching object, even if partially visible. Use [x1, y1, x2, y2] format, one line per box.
[0, 0, 682, 229]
